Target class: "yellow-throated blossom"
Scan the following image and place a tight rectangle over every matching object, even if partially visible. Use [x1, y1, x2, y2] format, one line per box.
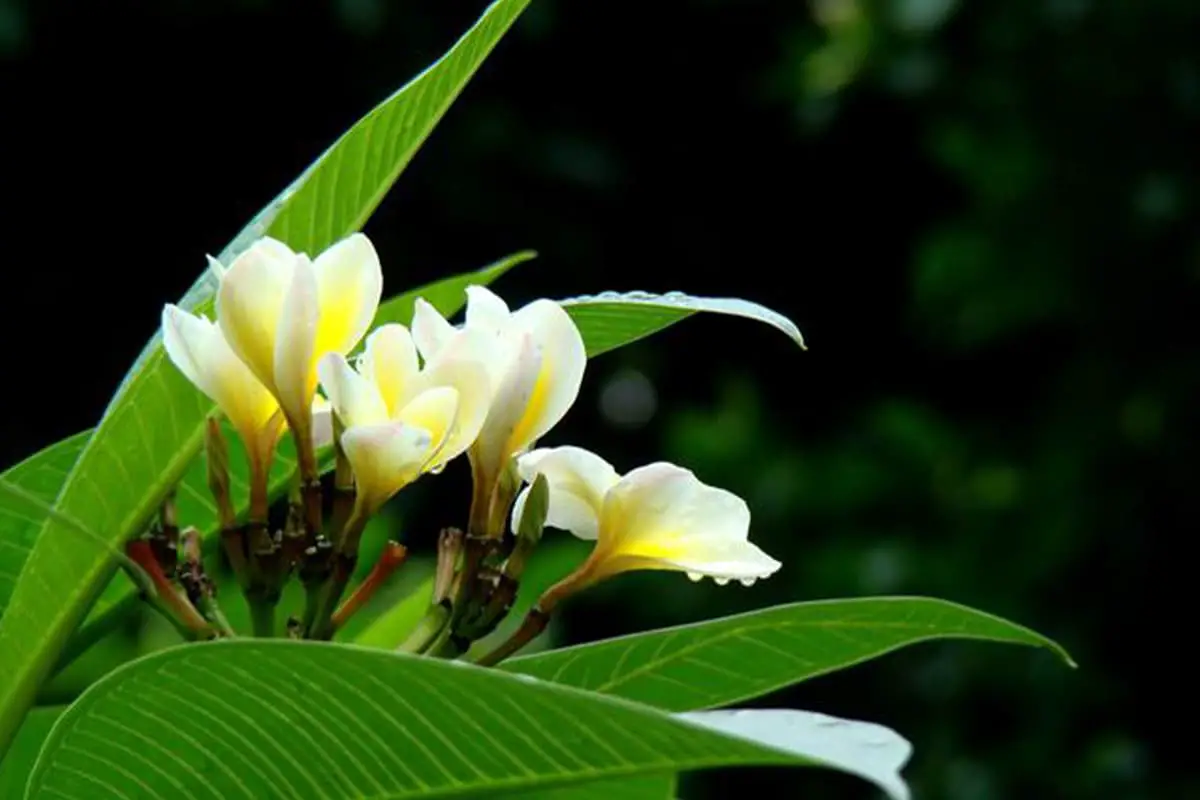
[317, 323, 492, 517]
[512, 446, 781, 592]
[411, 286, 586, 534]
[162, 306, 285, 482]
[215, 234, 383, 465]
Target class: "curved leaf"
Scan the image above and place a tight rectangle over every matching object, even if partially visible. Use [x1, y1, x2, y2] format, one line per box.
[503, 596, 1074, 711]
[26, 640, 909, 799]
[560, 290, 807, 357]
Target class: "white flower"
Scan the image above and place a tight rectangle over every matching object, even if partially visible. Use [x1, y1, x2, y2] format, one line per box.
[318, 323, 491, 516]
[513, 446, 781, 588]
[411, 286, 586, 535]
[215, 234, 382, 465]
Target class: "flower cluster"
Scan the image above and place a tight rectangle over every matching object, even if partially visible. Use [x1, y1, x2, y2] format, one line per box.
[156, 233, 780, 657]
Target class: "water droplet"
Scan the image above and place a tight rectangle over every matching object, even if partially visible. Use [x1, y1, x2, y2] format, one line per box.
[428, 462, 447, 476]
[739, 577, 757, 588]
[686, 572, 704, 583]
[713, 577, 731, 587]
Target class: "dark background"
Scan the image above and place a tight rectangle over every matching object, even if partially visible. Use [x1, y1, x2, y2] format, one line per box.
[1, 0, 1194, 797]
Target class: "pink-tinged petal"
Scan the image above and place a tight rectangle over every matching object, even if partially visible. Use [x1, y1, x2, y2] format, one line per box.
[341, 422, 434, 514]
[311, 394, 334, 451]
[311, 232, 383, 359]
[359, 323, 419, 417]
[411, 298, 457, 363]
[317, 353, 389, 428]
[506, 299, 587, 453]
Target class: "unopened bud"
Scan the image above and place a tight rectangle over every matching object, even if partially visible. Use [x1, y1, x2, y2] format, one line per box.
[504, 473, 547, 581]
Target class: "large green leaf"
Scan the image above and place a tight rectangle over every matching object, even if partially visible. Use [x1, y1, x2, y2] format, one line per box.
[503, 597, 1074, 711]
[560, 290, 807, 357]
[0, 0, 533, 754]
[514, 775, 676, 800]
[0, 434, 90, 620]
[26, 640, 910, 799]
[0, 706, 61, 798]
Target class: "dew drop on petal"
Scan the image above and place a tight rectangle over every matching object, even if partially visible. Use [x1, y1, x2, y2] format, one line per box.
[739, 577, 757, 587]
[686, 571, 704, 583]
[713, 577, 731, 587]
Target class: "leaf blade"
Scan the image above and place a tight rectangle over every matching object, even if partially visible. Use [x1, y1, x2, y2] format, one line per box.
[503, 596, 1073, 711]
[26, 640, 909, 799]
[560, 290, 807, 357]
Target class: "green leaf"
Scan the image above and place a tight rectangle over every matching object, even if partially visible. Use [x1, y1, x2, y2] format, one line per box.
[0, 706, 61, 798]
[513, 775, 677, 799]
[560, 290, 807, 357]
[0, 1, 533, 751]
[0, 434, 90, 620]
[503, 596, 1074, 711]
[26, 640, 910, 799]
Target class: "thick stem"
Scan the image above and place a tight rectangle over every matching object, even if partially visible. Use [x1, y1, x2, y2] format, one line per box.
[472, 566, 592, 666]
[473, 607, 551, 667]
[248, 598, 276, 638]
[397, 602, 452, 655]
[305, 507, 368, 640]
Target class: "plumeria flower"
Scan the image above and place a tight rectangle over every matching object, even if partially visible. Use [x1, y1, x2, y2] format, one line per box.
[162, 306, 285, 498]
[214, 234, 383, 474]
[411, 286, 586, 536]
[317, 323, 492, 519]
[512, 446, 781, 600]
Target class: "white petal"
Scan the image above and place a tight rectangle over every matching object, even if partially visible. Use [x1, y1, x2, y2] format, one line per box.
[162, 305, 280, 462]
[395, 386, 460, 470]
[597, 462, 780, 581]
[411, 298, 457, 363]
[472, 331, 542, 475]
[311, 394, 334, 451]
[311, 232, 383, 360]
[506, 299, 587, 453]
[464, 285, 512, 337]
[514, 446, 620, 541]
[317, 353, 389, 428]
[273, 255, 320, 427]
[341, 422, 434, 514]
[216, 238, 296, 391]
[358, 323, 419, 417]
[417, 357, 491, 470]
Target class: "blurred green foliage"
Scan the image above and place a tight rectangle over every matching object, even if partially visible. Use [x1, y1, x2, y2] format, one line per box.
[3, 0, 1195, 797]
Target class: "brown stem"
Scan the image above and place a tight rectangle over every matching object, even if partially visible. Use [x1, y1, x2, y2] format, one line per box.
[331, 541, 407, 630]
[126, 540, 213, 638]
[473, 607, 551, 667]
